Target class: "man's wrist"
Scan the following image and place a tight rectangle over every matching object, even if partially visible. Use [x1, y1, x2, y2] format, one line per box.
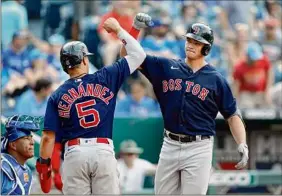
[117, 28, 126, 39]
[37, 157, 51, 165]
[116, 27, 123, 36]
[238, 143, 248, 151]
[133, 23, 141, 30]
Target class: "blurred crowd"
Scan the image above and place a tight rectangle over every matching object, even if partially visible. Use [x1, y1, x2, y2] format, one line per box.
[1, 0, 282, 118]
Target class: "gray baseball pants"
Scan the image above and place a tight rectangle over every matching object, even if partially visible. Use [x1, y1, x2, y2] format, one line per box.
[155, 133, 214, 195]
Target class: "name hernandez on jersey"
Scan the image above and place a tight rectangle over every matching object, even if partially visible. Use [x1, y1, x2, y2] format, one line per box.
[58, 83, 114, 118]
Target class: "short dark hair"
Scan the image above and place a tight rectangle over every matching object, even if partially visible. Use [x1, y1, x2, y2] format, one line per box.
[131, 79, 146, 89]
[32, 78, 52, 92]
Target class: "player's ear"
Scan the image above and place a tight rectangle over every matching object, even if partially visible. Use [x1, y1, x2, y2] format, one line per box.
[9, 141, 17, 151]
[82, 57, 87, 66]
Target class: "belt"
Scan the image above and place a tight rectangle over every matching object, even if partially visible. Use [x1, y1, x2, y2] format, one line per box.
[67, 138, 110, 147]
[164, 130, 210, 143]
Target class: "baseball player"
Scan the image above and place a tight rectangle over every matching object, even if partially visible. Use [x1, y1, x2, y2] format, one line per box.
[120, 14, 249, 194]
[35, 17, 146, 195]
[1, 115, 40, 195]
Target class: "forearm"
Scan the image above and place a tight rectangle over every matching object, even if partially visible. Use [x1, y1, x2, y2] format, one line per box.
[120, 45, 127, 57]
[145, 165, 157, 176]
[232, 80, 240, 100]
[117, 29, 146, 73]
[40, 131, 55, 159]
[227, 115, 246, 145]
[120, 27, 140, 58]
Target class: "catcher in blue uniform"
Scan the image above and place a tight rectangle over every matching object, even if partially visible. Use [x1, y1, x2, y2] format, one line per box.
[1, 115, 40, 195]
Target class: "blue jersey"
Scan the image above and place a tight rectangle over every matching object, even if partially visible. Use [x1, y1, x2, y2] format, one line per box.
[140, 55, 237, 136]
[44, 58, 130, 141]
[2, 47, 31, 75]
[47, 54, 61, 71]
[1, 153, 33, 195]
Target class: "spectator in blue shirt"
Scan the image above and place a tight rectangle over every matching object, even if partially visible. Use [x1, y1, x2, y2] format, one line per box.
[141, 18, 180, 59]
[29, 33, 68, 82]
[29, 33, 97, 83]
[2, 0, 28, 49]
[24, 48, 51, 87]
[2, 31, 31, 75]
[115, 80, 161, 118]
[2, 31, 31, 98]
[15, 78, 53, 116]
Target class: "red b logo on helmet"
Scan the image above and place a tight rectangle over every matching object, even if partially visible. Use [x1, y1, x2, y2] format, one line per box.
[192, 26, 200, 34]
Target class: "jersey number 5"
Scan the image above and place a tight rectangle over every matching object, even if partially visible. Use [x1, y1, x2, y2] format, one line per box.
[75, 100, 100, 128]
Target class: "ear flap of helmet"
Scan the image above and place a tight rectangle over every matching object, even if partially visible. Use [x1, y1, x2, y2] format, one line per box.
[201, 45, 211, 56]
[60, 53, 83, 73]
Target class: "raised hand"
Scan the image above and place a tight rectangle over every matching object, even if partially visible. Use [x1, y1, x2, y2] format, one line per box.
[103, 18, 122, 34]
[133, 13, 154, 30]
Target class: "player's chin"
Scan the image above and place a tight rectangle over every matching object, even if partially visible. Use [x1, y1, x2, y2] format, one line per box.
[186, 52, 198, 60]
[25, 149, 35, 158]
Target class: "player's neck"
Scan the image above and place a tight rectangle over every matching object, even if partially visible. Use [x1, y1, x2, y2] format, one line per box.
[69, 71, 87, 79]
[11, 44, 24, 53]
[125, 162, 134, 168]
[185, 57, 206, 72]
[35, 92, 45, 102]
[7, 150, 27, 166]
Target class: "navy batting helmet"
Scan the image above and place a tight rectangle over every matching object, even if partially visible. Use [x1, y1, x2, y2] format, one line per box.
[184, 23, 214, 56]
[60, 41, 94, 73]
[1, 115, 41, 152]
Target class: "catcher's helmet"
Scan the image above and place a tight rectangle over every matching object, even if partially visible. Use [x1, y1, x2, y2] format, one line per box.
[1, 115, 41, 152]
[60, 41, 94, 73]
[184, 23, 214, 56]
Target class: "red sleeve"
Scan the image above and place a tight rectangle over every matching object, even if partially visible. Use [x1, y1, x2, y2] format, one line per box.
[262, 55, 271, 70]
[51, 142, 62, 172]
[233, 62, 243, 81]
[97, 12, 112, 34]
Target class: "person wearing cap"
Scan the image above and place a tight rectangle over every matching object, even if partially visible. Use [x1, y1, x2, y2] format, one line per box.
[36, 17, 146, 195]
[29, 33, 97, 82]
[140, 18, 180, 59]
[233, 41, 274, 108]
[117, 140, 156, 193]
[121, 13, 248, 194]
[2, 31, 32, 99]
[2, 31, 31, 75]
[1, 115, 40, 195]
